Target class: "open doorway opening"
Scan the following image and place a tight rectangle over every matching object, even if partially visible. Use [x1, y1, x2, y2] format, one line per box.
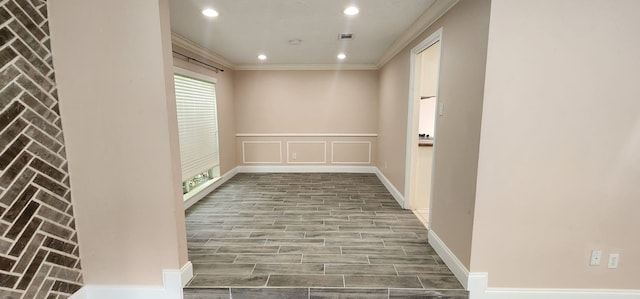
[404, 29, 442, 229]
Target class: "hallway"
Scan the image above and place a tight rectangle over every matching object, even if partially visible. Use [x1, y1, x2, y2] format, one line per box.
[183, 173, 467, 298]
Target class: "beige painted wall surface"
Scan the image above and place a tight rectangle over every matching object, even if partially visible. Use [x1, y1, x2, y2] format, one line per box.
[172, 45, 237, 175]
[472, 0, 640, 289]
[377, 0, 491, 268]
[234, 70, 378, 134]
[49, 0, 186, 285]
[378, 49, 411, 192]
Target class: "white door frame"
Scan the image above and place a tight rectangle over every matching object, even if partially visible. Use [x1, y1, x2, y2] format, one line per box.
[403, 28, 443, 216]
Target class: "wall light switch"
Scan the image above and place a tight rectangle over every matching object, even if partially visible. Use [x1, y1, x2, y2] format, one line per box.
[590, 250, 602, 266]
[608, 253, 620, 269]
[438, 102, 445, 116]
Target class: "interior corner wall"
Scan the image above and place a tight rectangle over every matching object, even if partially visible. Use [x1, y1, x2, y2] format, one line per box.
[171, 45, 237, 176]
[377, 0, 491, 269]
[48, 0, 186, 286]
[0, 0, 83, 297]
[472, 0, 640, 289]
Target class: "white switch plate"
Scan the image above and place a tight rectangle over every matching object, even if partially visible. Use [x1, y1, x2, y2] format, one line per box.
[608, 253, 620, 268]
[590, 250, 602, 266]
[438, 102, 445, 116]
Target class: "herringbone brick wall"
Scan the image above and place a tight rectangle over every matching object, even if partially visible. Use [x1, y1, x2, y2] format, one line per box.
[0, 0, 83, 298]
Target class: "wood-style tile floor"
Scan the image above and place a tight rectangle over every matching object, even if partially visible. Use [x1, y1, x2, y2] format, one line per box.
[183, 173, 468, 299]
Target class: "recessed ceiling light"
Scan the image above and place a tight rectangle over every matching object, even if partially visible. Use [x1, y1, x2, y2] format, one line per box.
[337, 53, 347, 60]
[202, 8, 219, 17]
[343, 6, 359, 16]
[258, 54, 267, 60]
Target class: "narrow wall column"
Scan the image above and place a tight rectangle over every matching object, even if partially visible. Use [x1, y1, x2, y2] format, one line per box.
[48, 0, 187, 286]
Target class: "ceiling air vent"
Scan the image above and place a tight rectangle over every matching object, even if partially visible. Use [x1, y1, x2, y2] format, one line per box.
[339, 33, 354, 40]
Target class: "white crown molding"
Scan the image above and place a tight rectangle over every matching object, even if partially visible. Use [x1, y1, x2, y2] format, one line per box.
[234, 64, 378, 71]
[376, 0, 460, 68]
[171, 32, 234, 69]
[171, 1, 457, 71]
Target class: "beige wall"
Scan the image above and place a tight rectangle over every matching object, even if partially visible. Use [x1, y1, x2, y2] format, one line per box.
[49, 0, 187, 285]
[472, 0, 640, 289]
[377, 0, 491, 268]
[235, 70, 379, 134]
[172, 45, 237, 175]
[234, 70, 379, 167]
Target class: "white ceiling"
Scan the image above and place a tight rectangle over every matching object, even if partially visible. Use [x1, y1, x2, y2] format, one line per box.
[168, 0, 443, 69]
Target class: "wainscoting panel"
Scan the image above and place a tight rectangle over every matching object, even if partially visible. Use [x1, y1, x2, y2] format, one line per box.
[0, 0, 84, 298]
[237, 134, 376, 166]
[286, 141, 326, 164]
[331, 141, 372, 164]
[242, 141, 282, 164]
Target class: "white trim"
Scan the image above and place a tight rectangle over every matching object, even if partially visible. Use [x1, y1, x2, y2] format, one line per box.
[286, 141, 327, 164]
[427, 230, 469, 288]
[468, 272, 489, 299]
[69, 269, 183, 299]
[234, 64, 378, 71]
[237, 165, 376, 173]
[374, 168, 406, 208]
[170, 0, 459, 72]
[180, 262, 193, 288]
[483, 288, 640, 299]
[183, 167, 238, 210]
[172, 33, 233, 69]
[241, 141, 283, 164]
[70, 287, 88, 299]
[236, 133, 378, 137]
[330, 141, 372, 165]
[376, 0, 459, 68]
[468, 273, 640, 299]
[404, 28, 443, 214]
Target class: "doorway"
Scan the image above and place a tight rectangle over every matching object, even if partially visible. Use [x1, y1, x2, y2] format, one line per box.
[404, 29, 443, 229]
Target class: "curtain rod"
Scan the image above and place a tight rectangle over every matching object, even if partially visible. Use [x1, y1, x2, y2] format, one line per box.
[172, 51, 224, 73]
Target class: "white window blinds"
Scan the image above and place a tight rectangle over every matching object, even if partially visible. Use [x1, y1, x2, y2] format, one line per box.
[173, 73, 220, 182]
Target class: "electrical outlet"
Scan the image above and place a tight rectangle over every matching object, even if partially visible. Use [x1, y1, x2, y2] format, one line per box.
[608, 253, 620, 269]
[590, 250, 602, 266]
[292, 153, 297, 160]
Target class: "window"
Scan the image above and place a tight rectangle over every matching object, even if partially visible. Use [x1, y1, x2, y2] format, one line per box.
[173, 68, 220, 195]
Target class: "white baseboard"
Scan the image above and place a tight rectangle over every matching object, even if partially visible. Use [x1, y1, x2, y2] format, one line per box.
[427, 230, 469, 288]
[469, 272, 640, 299]
[184, 167, 239, 209]
[374, 168, 406, 208]
[70, 269, 184, 299]
[69, 286, 88, 299]
[180, 261, 193, 287]
[484, 288, 640, 299]
[236, 165, 377, 173]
